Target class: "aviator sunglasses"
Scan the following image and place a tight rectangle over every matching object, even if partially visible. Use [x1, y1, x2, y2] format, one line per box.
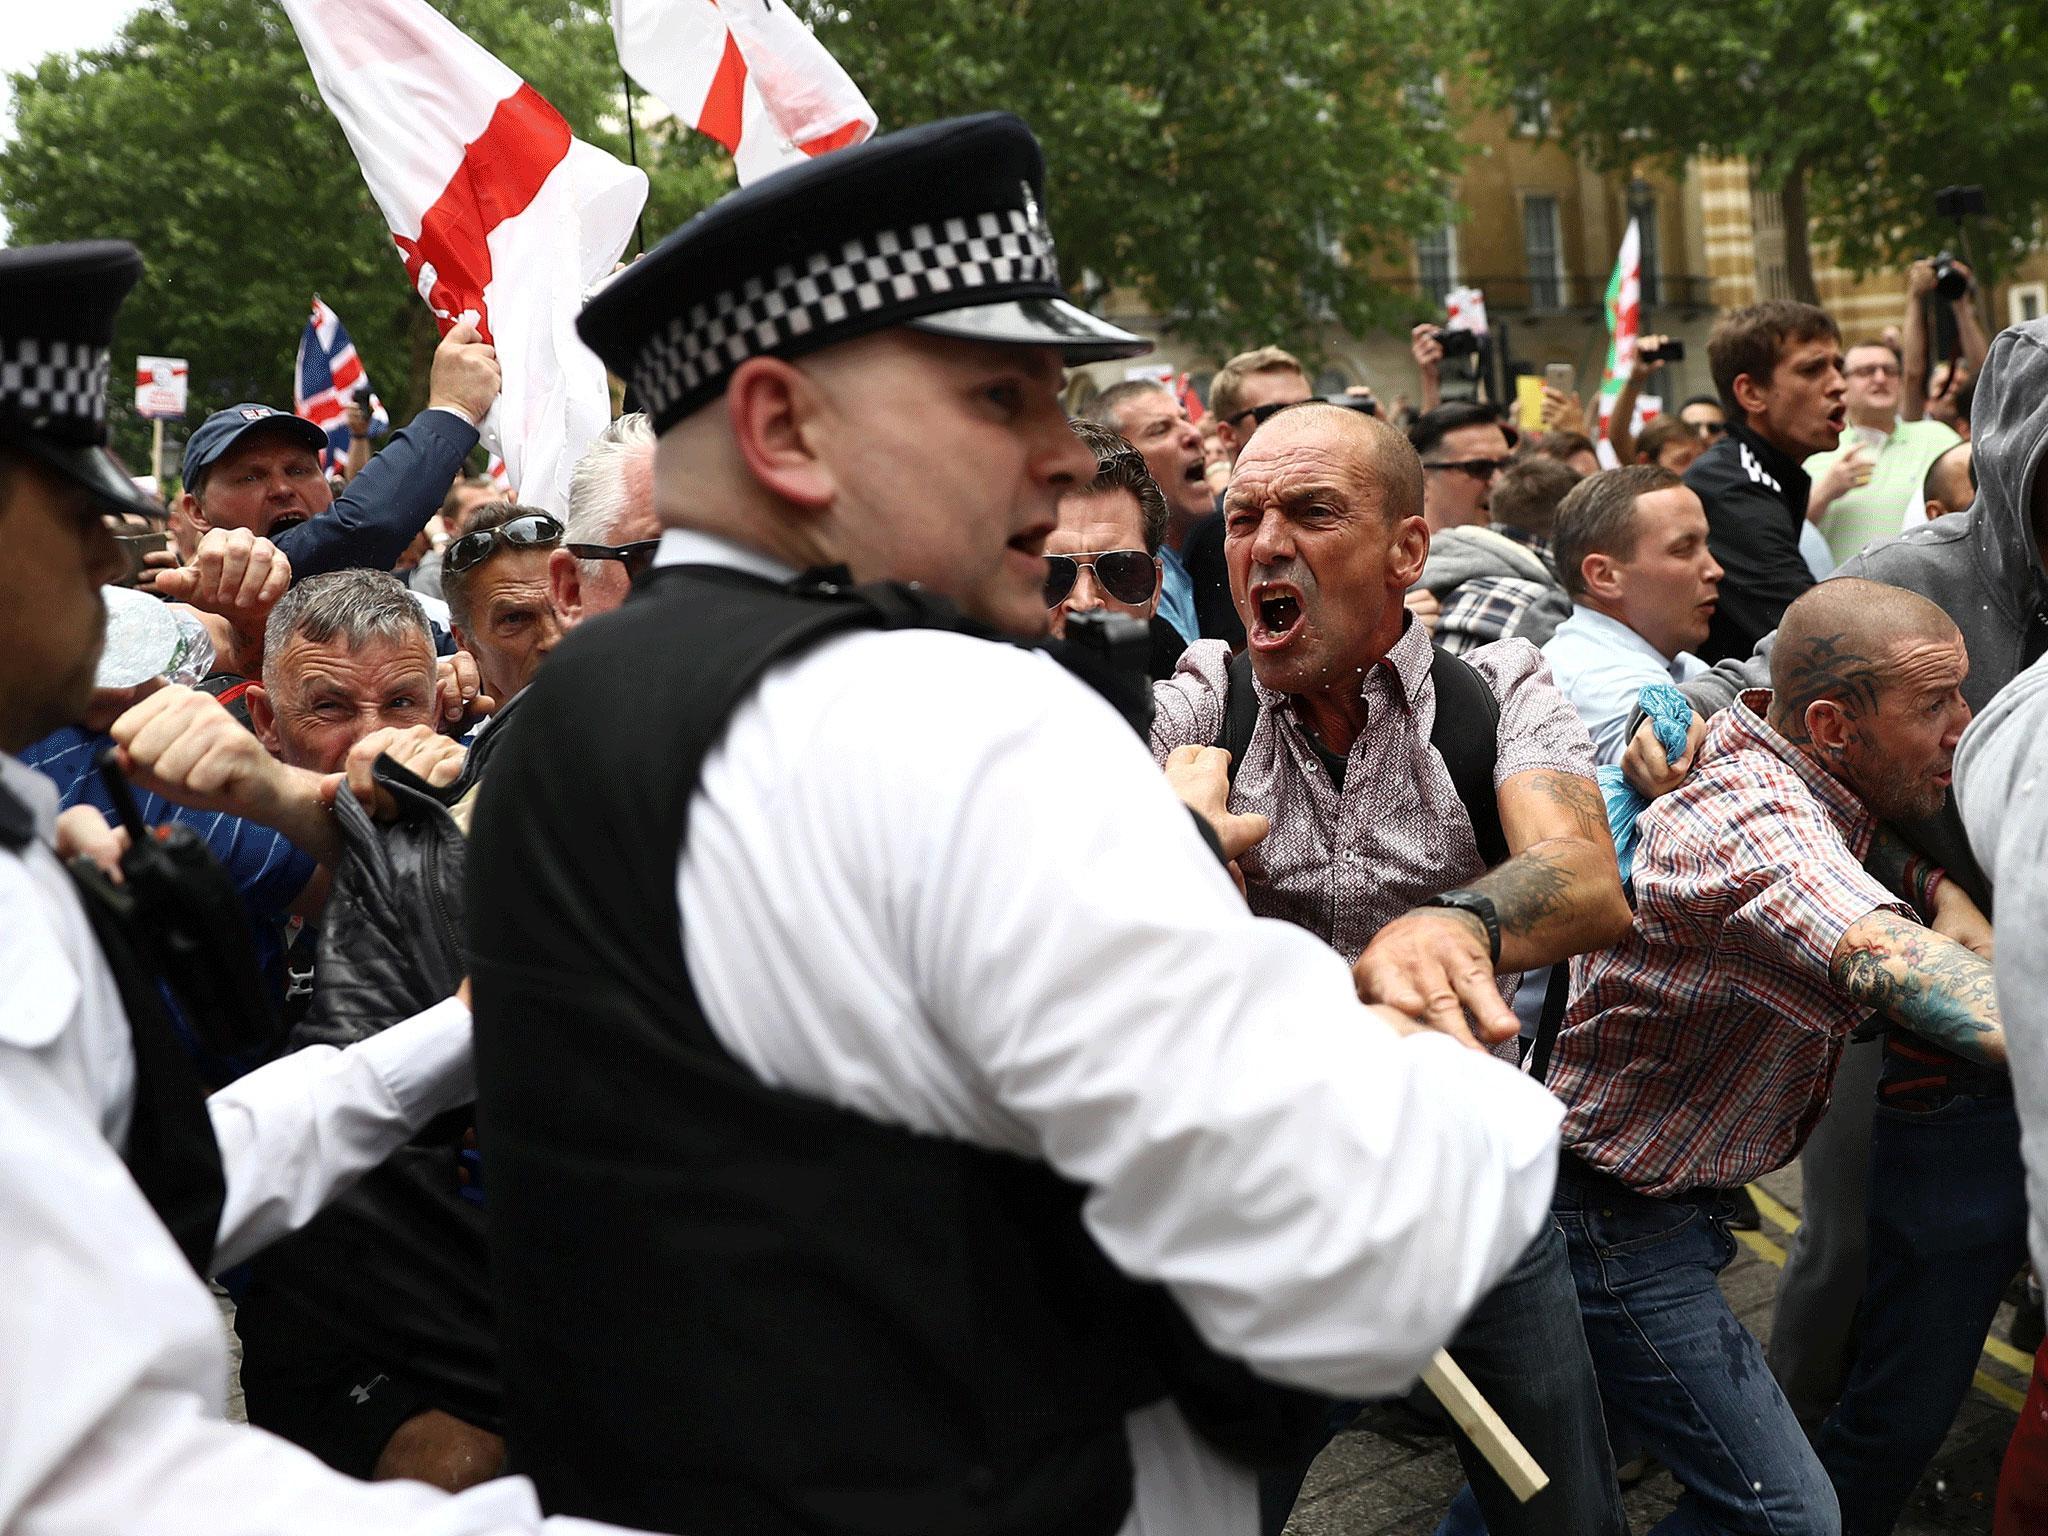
[444, 512, 566, 573]
[1044, 549, 1160, 608]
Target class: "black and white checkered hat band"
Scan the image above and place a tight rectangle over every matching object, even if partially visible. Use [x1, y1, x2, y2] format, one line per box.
[0, 336, 112, 439]
[633, 207, 1055, 424]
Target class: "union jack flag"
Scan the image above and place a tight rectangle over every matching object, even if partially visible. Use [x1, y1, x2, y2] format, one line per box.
[294, 295, 388, 465]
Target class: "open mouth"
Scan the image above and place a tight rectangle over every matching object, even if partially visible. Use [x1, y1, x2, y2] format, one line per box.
[269, 512, 310, 537]
[1181, 460, 1207, 488]
[1249, 583, 1306, 649]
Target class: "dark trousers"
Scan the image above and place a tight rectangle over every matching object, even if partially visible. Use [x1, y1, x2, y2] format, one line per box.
[1816, 1092, 2028, 1535]
[1259, 1220, 1625, 1536]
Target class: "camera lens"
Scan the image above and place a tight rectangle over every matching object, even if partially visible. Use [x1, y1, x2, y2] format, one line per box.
[1933, 256, 1969, 303]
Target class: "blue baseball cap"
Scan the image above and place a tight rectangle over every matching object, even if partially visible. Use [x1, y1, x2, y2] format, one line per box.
[181, 403, 327, 491]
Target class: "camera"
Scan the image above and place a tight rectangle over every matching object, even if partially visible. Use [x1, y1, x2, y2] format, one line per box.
[1931, 251, 1971, 303]
[1432, 327, 1483, 360]
[1638, 338, 1686, 365]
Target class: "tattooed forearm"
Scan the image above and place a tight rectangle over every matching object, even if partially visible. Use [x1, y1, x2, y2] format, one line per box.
[1514, 769, 1614, 846]
[1473, 848, 1573, 937]
[1831, 909, 2006, 1067]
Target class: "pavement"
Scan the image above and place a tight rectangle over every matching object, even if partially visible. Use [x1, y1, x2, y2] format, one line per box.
[1282, 1163, 2026, 1534]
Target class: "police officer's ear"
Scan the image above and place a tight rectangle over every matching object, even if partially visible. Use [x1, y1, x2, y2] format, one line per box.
[726, 354, 836, 513]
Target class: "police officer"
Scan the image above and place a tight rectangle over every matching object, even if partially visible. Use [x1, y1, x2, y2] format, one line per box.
[0, 241, 649, 1534]
[467, 113, 1566, 1536]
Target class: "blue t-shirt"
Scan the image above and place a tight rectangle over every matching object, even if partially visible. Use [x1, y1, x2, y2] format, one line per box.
[23, 726, 318, 1081]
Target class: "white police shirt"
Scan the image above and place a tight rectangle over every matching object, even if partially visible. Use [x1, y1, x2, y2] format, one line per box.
[662, 528, 1567, 1535]
[0, 751, 633, 1536]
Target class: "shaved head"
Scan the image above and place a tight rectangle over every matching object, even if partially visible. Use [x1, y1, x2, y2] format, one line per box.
[1769, 577, 1970, 820]
[1236, 402, 1424, 524]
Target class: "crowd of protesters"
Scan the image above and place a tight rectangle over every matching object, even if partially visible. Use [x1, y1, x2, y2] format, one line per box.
[4, 107, 2048, 1536]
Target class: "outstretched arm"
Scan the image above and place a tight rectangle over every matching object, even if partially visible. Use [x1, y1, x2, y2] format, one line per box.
[1355, 767, 1630, 1048]
[1831, 908, 2005, 1067]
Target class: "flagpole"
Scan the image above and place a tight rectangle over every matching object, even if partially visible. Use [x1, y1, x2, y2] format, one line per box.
[621, 64, 648, 257]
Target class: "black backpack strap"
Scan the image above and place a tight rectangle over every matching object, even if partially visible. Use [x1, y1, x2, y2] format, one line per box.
[1427, 646, 1506, 869]
[1214, 649, 1260, 766]
[1524, 961, 1572, 1083]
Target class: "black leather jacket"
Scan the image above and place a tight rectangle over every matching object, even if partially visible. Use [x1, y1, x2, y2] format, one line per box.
[241, 747, 498, 1427]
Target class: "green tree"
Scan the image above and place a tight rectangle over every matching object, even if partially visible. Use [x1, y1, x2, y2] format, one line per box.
[810, 0, 1467, 357]
[0, 0, 724, 473]
[1461, 0, 2048, 302]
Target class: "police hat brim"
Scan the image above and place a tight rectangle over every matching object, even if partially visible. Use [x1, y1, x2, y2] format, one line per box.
[905, 297, 1151, 364]
[0, 425, 160, 517]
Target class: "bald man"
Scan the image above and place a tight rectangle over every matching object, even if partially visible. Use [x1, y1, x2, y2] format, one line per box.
[1152, 402, 1632, 1536]
[1545, 577, 2003, 1536]
[1917, 439, 1975, 523]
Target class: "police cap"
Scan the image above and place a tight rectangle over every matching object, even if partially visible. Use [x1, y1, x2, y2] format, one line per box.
[578, 112, 1150, 435]
[0, 240, 157, 515]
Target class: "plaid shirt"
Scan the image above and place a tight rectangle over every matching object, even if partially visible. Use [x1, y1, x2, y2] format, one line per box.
[1550, 689, 1913, 1195]
[1150, 620, 1597, 986]
[1435, 534, 1563, 657]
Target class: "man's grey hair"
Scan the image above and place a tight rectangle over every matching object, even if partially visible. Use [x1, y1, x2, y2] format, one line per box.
[564, 413, 656, 578]
[261, 568, 434, 689]
[1081, 379, 1171, 431]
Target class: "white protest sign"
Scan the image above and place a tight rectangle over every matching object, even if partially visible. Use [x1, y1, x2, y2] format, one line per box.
[1445, 286, 1489, 336]
[135, 356, 189, 420]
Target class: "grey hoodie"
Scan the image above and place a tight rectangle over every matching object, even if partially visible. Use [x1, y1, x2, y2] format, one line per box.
[1955, 650, 2048, 1273]
[1673, 318, 2048, 907]
[1415, 524, 1572, 652]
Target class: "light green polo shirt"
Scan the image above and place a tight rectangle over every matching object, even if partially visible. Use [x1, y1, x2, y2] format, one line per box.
[1806, 418, 1961, 564]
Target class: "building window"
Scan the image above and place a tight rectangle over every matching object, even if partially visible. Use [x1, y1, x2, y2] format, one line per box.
[1417, 220, 1458, 307]
[2011, 284, 2046, 327]
[1523, 194, 1564, 309]
[1511, 83, 1550, 137]
[1404, 72, 1447, 127]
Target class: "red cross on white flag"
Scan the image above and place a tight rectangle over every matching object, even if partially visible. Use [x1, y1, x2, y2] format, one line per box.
[612, 0, 876, 184]
[281, 0, 648, 513]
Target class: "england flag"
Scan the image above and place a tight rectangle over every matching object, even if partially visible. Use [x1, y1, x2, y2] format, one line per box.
[294, 296, 388, 465]
[612, 0, 875, 184]
[281, 0, 647, 513]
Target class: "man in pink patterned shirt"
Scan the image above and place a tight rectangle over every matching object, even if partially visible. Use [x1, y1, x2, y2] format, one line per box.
[1152, 402, 1631, 1536]
[1547, 577, 2004, 1536]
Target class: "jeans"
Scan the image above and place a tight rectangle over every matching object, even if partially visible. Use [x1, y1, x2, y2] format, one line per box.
[1261, 1221, 1624, 1536]
[1815, 1091, 2028, 1535]
[1556, 1164, 1840, 1536]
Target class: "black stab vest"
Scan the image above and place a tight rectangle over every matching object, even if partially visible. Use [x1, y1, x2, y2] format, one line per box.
[465, 563, 1325, 1536]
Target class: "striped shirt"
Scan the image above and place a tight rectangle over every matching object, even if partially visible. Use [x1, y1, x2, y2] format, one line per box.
[1549, 689, 1912, 1195]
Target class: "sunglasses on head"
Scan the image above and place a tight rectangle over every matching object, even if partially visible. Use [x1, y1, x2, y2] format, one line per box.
[567, 538, 662, 579]
[444, 512, 565, 573]
[1421, 456, 1511, 481]
[1044, 549, 1159, 608]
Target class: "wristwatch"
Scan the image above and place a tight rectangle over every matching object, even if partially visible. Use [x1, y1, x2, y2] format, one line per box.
[1420, 889, 1501, 964]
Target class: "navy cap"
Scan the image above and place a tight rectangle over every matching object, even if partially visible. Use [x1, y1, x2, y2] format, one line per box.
[0, 239, 158, 515]
[578, 112, 1150, 435]
[181, 403, 328, 491]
